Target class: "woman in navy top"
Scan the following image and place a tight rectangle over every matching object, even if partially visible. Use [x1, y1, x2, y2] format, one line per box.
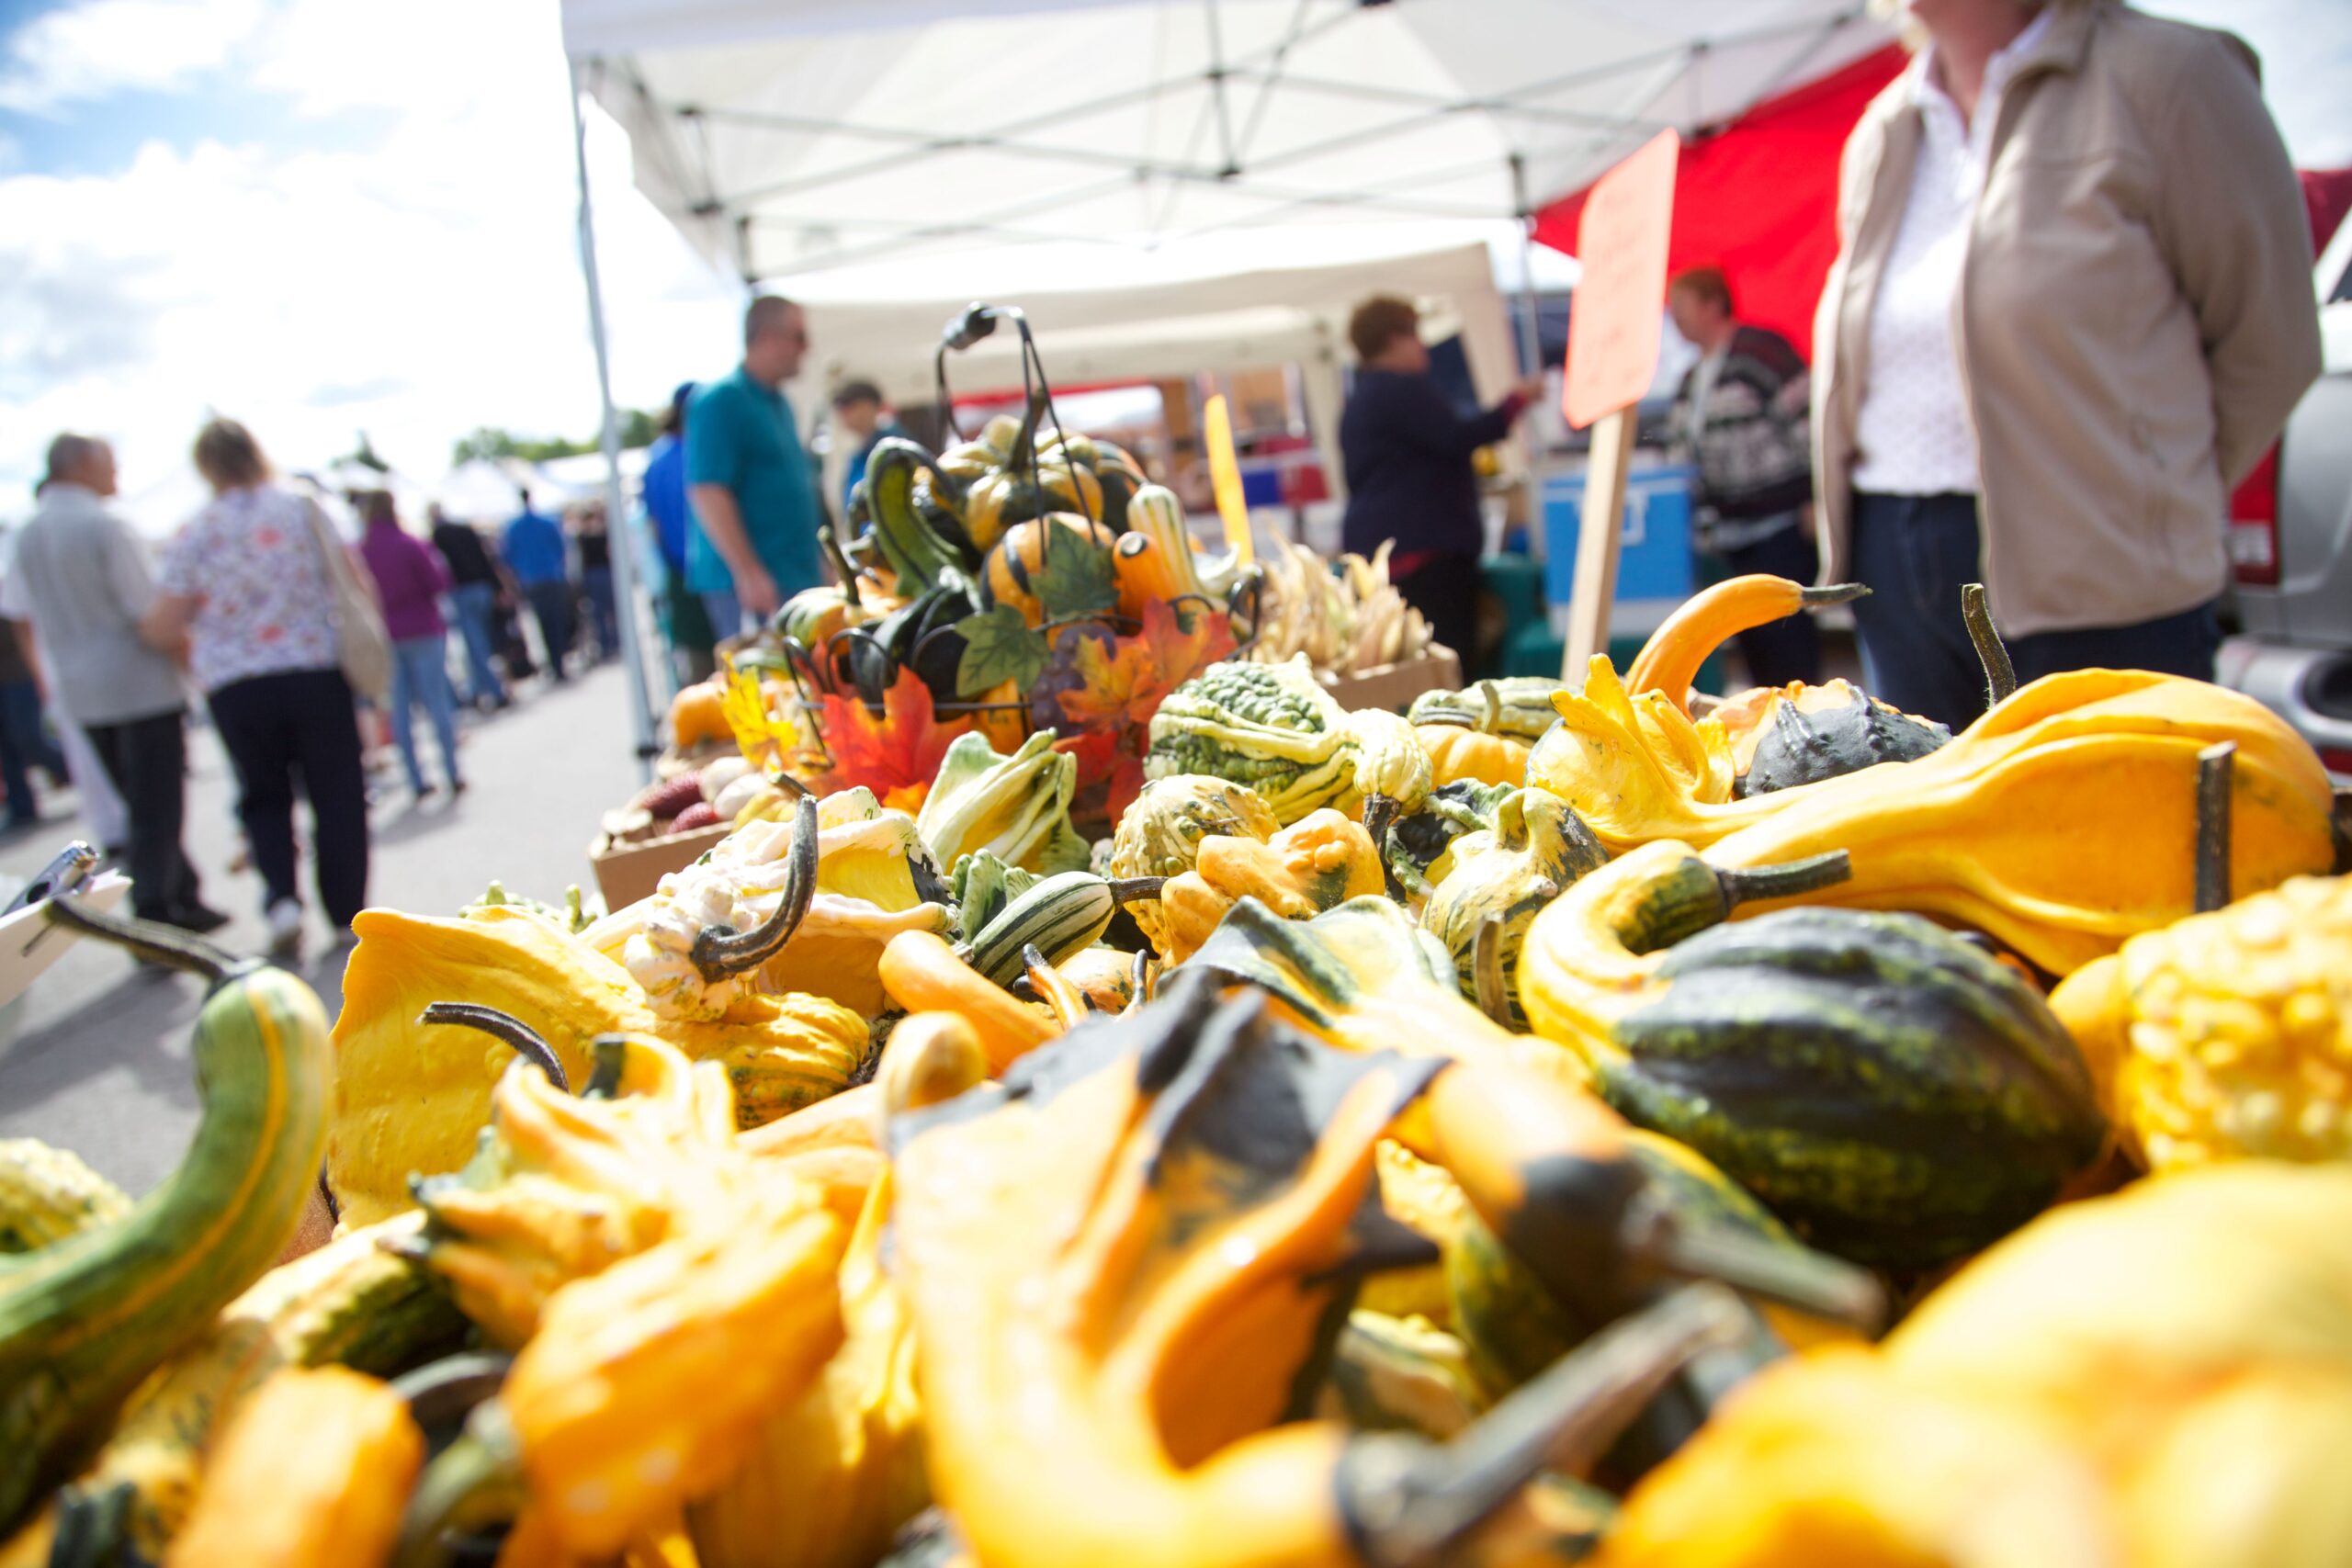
[1338, 295, 1536, 668]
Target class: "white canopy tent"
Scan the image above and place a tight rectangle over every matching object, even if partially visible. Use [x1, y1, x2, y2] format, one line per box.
[556, 0, 1894, 769]
[796, 234, 1523, 515]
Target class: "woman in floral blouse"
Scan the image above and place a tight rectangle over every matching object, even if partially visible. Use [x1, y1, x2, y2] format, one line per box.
[147, 419, 371, 954]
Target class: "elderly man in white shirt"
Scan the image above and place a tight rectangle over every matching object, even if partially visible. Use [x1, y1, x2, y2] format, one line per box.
[5, 435, 225, 933]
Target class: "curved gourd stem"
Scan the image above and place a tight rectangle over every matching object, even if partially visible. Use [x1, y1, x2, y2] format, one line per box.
[45, 895, 234, 985]
[391, 1351, 514, 1431]
[1021, 942, 1095, 1028]
[1960, 583, 2017, 707]
[690, 794, 820, 982]
[1799, 582, 1870, 609]
[1477, 680, 1502, 735]
[1124, 948, 1152, 1014]
[1107, 876, 1167, 907]
[1630, 577, 1871, 713]
[1472, 914, 1512, 1027]
[1363, 795, 1408, 903]
[390, 1403, 527, 1568]
[2195, 741, 2235, 914]
[1618, 1193, 1886, 1334]
[582, 1035, 632, 1100]
[417, 1003, 569, 1093]
[1715, 850, 1851, 908]
[1337, 1283, 1749, 1568]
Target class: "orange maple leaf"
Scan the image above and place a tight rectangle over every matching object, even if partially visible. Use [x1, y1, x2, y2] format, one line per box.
[1056, 597, 1234, 734]
[813, 667, 971, 800]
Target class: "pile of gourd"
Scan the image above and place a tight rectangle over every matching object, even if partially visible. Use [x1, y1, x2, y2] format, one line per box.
[4, 571, 2350, 1568]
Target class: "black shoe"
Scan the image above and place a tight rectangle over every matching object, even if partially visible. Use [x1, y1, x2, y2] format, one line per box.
[165, 903, 233, 935]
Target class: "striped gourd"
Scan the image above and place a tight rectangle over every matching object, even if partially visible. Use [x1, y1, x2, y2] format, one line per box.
[0, 1142, 129, 1257]
[965, 872, 1151, 988]
[0, 912, 332, 1535]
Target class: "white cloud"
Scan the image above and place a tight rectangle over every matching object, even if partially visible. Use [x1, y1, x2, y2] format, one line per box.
[0, 0, 266, 114]
[0, 0, 741, 529]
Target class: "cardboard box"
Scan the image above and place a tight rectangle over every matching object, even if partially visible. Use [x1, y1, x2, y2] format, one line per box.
[589, 824, 731, 911]
[1318, 645, 1463, 714]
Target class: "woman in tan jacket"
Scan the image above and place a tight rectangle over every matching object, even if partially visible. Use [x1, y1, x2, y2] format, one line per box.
[1812, 0, 2320, 728]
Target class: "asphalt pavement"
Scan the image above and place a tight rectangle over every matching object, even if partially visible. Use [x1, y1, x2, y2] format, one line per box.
[0, 660, 647, 1194]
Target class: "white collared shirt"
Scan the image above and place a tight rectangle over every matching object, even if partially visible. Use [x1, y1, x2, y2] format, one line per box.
[1851, 9, 2055, 496]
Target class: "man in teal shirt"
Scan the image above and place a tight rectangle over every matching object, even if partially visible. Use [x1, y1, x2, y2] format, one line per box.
[686, 296, 822, 637]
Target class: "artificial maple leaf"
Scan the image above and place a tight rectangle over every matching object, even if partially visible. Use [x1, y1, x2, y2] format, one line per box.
[813, 666, 972, 801]
[1055, 727, 1144, 828]
[1055, 595, 1235, 734]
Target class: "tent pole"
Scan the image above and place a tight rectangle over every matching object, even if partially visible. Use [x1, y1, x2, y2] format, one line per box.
[1510, 152, 1550, 569]
[569, 56, 660, 785]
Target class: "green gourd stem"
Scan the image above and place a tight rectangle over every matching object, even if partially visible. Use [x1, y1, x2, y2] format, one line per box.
[692, 794, 820, 981]
[41, 896, 232, 984]
[1715, 851, 1852, 910]
[1619, 1193, 1886, 1334]
[1799, 582, 1870, 609]
[1336, 1283, 1748, 1568]
[0, 956, 329, 1531]
[417, 1003, 570, 1094]
[1477, 681, 1502, 735]
[582, 1037, 632, 1100]
[1472, 915, 1512, 1027]
[2195, 741, 2236, 914]
[1960, 583, 2017, 707]
[390, 1404, 527, 1568]
[1108, 877, 1168, 907]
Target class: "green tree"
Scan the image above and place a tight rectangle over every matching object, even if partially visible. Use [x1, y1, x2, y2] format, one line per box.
[449, 412, 662, 469]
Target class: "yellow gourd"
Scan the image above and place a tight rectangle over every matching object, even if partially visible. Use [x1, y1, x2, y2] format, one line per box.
[1158, 808, 1385, 964]
[2052, 873, 2352, 1172]
[164, 1367, 421, 1568]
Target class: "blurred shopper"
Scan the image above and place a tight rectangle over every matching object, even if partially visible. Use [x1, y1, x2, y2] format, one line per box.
[1339, 294, 1539, 665]
[358, 492, 464, 799]
[642, 382, 715, 686]
[831, 378, 905, 513]
[5, 436, 224, 931]
[502, 487, 574, 684]
[0, 602, 67, 831]
[1667, 265, 1821, 687]
[688, 296, 821, 638]
[429, 502, 508, 710]
[572, 502, 619, 662]
[1815, 0, 2321, 728]
[149, 419, 370, 953]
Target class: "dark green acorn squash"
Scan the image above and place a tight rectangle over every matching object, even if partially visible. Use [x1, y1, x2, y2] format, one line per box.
[1723, 680, 1951, 798]
[1592, 906, 2103, 1269]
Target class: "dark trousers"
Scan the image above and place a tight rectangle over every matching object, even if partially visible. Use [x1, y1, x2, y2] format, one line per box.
[581, 565, 618, 660]
[1848, 491, 2222, 731]
[0, 678, 65, 826]
[1394, 551, 1483, 672]
[522, 580, 575, 682]
[1717, 524, 1823, 688]
[83, 707, 202, 921]
[208, 669, 371, 928]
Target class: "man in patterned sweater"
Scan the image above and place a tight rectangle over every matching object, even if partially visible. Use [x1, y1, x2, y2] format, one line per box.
[1667, 266, 1821, 686]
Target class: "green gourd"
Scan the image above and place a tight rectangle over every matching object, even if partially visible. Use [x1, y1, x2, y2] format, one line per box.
[1519, 843, 2106, 1269]
[1421, 788, 1608, 1027]
[0, 908, 332, 1533]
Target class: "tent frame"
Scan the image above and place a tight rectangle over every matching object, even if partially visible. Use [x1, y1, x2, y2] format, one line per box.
[569, 57, 662, 784]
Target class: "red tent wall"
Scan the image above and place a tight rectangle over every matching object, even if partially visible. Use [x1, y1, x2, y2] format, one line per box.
[1533, 45, 1906, 357]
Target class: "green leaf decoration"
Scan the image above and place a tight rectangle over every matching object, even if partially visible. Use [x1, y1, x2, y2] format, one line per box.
[954, 604, 1050, 697]
[1035, 516, 1121, 624]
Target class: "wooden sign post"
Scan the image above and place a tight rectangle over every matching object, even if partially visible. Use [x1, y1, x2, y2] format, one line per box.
[1560, 129, 1679, 680]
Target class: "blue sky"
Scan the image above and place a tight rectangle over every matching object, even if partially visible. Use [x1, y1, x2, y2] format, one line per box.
[3, 0, 2346, 525]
